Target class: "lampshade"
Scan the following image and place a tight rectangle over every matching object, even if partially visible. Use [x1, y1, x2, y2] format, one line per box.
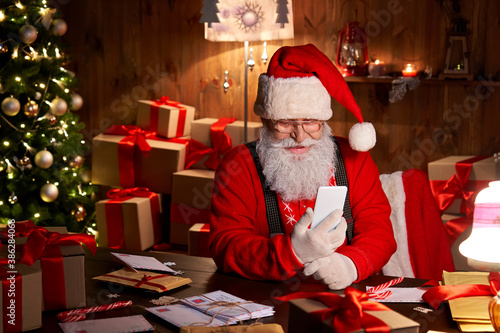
[201, 0, 294, 42]
[459, 180, 500, 271]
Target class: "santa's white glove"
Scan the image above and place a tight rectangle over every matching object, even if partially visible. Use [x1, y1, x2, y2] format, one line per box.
[303, 253, 358, 290]
[291, 208, 347, 264]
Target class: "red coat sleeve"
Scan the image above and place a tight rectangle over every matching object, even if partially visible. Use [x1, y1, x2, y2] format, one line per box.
[335, 137, 397, 281]
[208, 145, 303, 280]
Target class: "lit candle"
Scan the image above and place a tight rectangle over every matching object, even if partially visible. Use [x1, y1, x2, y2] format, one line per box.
[402, 63, 417, 77]
[368, 60, 386, 77]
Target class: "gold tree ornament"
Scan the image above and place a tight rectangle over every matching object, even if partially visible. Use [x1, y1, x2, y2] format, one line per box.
[50, 97, 68, 116]
[40, 183, 59, 202]
[34, 150, 53, 169]
[23, 100, 39, 118]
[69, 155, 84, 168]
[71, 204, 87, 222]
[19, 25, 38, 44]
[1, 97, 21, 116]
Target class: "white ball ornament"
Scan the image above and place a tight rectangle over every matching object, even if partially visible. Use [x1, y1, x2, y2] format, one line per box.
[19, 25, 38, 44]
[1, 97, 21, 116]
[52, 19, 68, 36]
[40, 183, 58, 202]
[34, 150, 54, 169]
[70, 93, 83, 110]
[50, 97, 68, 116]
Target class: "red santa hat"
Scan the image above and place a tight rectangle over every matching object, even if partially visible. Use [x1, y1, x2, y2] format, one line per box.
[254, 44, 376, 152]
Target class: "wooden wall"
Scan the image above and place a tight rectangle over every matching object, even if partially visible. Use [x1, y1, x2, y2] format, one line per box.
[61, 0, 500, 174]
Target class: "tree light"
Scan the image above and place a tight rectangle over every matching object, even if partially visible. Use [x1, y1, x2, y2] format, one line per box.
[15, 2, 23, 9]
[0, 11, 5, 22]
[3, 141, 9, 147]
[34, 213, 40, 218]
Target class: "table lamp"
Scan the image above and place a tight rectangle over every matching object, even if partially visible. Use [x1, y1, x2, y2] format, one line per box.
[200, 0, 294, 142]
[458, 180, 500, 331]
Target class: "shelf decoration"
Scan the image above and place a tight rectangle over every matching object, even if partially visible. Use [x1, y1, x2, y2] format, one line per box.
[368, 60, 386, 77]
[402, 63, 417, 77]
[388, 77, 420, 104]
[439, 17, 473, 80]
[336, 21, 368, 77]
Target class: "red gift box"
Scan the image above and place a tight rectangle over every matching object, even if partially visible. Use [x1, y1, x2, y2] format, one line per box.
[136, 97, 195, 139]
[91, 125, 187, 194]
[0, 261, 42, 332]
[188, 223, 210, 257]
[170, 169, 214, 246]
[95, 187, 163, 251]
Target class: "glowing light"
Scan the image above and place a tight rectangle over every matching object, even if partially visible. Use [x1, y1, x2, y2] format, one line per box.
[58, 130, 63, 134]
[73, 172, 77, 177]
[43, 48, 48, 57]
[3, 141, 9, 147]
[15, 77, 21, 82]
[64, 89, 69, 93]
[20, 124, 25, 128]
[15, 2, 23, 9]
[39, 83, 45, 89]
[64, 167, 68, 171]
[0, 201, 3, 205]
[80, 140, 85, 144]
[0, 11, 5, 22]
[54, 182, 59, 186]
[7, 173, 13, 179]
[34, 213, 40, 218]
[25, 55, 30, 60]
[55, 48, 61, 58]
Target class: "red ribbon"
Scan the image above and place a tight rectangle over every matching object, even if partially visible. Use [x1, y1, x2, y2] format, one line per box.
[105, 188, 162, 247]
[16, 227, 96, 311]
[181, 118, 236, 170]
[104, 125, 156, 188]
[275, 287, 391, 333]
[1, 264, 23, 332]
[101, 273, 170, 291]
[423, 272, 500, 309]
[149, 96, 188, 137]
[429, 156, 490, 245]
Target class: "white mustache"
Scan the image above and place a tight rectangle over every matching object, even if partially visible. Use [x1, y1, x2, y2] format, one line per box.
[270, 137, 319, 149]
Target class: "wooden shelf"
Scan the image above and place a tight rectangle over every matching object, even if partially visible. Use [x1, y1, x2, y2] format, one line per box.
[343, 76, 500, 86]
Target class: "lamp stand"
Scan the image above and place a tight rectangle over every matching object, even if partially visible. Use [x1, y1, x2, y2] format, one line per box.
[243, 40, 249, 143]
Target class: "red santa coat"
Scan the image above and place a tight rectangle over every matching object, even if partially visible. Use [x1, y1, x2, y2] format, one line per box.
[208, 136, 396, 281]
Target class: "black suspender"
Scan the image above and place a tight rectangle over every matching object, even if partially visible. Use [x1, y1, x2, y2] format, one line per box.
[245, 141, 284, 237]
[245, 137, 355, 243]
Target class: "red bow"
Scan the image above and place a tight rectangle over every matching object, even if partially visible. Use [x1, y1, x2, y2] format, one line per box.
[429, 156, 490, 245]
[275, 287, 391, 332]
[423, 272, 500, 309]
[149, 96, 188, 137]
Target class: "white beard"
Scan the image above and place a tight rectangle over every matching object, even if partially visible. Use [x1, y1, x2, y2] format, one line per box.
[256, 123, 337, 202]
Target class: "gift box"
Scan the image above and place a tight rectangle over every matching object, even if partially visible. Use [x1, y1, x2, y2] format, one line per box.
[136, 97, 195, 139]
[91, 126, 187, 194]
[93, 268, 192, 293]
[188, 223, 210, 257]
[428, 155, 500, 215]
[95, 188, 163, 251]
[442, 213, 475, 271]
[0, 223, 95, 311]
[0, 262, 42, 332]
[279, 289, 419, 333]
[170, 169, 215, 245]
[188, 118, 262, 170]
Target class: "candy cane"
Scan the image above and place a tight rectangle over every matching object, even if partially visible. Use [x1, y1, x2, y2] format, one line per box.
[57, 300, 133, 322]
[366, 277, 404, 300]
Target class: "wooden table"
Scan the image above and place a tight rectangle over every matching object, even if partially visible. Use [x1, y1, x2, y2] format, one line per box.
[36, 248, 460, 332]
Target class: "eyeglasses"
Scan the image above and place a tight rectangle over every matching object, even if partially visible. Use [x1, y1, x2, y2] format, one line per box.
[271, 119, 323, 134]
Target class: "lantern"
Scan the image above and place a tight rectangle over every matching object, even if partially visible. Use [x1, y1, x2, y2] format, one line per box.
[336, 21, 368, 77]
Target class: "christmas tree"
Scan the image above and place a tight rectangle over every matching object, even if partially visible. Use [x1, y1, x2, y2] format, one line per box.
[0, 0, 97, 233]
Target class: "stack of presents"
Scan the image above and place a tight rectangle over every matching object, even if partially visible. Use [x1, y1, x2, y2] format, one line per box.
[0, 220, 96, 331]
[428, 155, 500, 270]
[90, 97, 262, 256]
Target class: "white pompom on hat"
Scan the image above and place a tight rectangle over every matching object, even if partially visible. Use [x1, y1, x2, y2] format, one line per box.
[254, 44, 376, 152]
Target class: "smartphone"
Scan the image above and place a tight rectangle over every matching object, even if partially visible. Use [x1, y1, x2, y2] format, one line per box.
[310, 186, 347, 231]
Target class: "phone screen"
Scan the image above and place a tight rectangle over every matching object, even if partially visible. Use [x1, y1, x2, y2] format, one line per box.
[310, 186, 347, 231]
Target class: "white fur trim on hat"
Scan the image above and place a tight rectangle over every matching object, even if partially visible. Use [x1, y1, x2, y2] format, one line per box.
[254, 74, 332, 120]
[349, 122, 376, 152]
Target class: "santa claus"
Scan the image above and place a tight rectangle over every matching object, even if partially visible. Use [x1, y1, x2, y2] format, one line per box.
[209, 44, 396, 289]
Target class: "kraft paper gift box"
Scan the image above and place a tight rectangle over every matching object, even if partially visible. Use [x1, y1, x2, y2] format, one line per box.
[136, 98, 195, 139]
[428, 155, 500, 215]
[95, 189, 163, 251]
[287, 296, 419, 333]
[188, 118, 262, 170]
[91, 128, 186, 194]
[0, 223, 94, 311]
[0, 262, 42, 332]
[188, 223, 210, 257]
[441, 213, 476, 271]
[170, 169, 215, 246]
